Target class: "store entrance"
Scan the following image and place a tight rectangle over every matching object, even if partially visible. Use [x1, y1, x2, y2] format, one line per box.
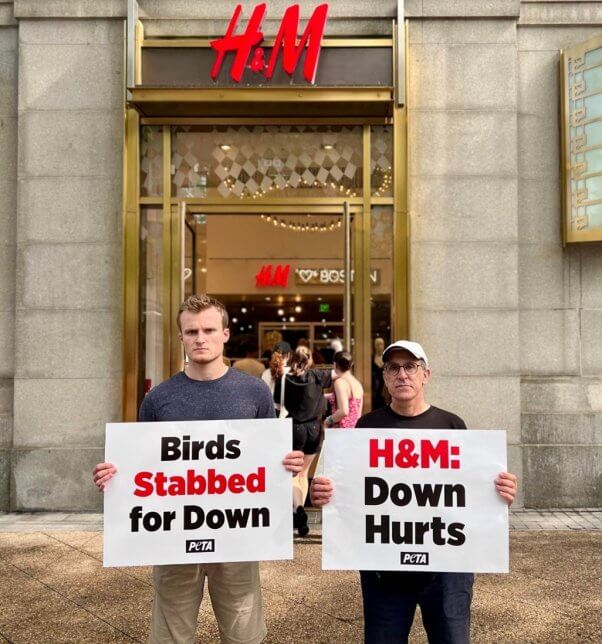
[134, 123, 398, 420]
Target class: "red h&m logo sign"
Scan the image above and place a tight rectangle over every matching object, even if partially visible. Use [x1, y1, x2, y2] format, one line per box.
[211, 3, 329, 83]
[255, 264, 291, 288]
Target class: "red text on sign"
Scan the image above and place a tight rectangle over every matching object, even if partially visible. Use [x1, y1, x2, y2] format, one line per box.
[369, 439, 461, 469]
[133, 467, 266, 497]
[210, 3, 329, 83]
[255, 264, 291, 288]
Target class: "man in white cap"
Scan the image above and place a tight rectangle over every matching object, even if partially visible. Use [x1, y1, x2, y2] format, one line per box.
[311, 340, 517, 644]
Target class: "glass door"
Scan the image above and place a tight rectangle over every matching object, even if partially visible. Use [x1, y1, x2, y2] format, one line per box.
[169, 204, 359, 375]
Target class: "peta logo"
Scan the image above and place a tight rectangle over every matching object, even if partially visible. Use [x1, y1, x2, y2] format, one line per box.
[400, 552, 429, 566]
[186, 539, 215, 553]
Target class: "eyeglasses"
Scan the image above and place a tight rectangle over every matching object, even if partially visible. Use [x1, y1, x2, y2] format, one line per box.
[383, 361, 423, 377]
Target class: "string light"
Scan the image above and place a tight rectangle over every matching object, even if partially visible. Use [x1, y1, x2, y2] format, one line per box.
[220, 175, 358, 199]
[259, 214, 343, 233]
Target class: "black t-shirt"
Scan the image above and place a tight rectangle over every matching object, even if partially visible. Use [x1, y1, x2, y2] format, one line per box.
[274, 369, 332, 424]
[356, 404, 466, 431]
[356, 404, 467, 590]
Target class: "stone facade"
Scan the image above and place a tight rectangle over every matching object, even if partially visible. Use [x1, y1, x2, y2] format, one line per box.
[0, 0, 600, 509]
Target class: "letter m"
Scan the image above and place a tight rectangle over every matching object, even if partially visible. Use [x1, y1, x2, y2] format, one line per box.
[265, 3, 329, 83]
[421, 440, 449, 469]
[273, 264, 291, 288]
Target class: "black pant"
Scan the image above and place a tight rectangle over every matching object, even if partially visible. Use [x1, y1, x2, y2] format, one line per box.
[292, 419, 321, 455]
[360, 571, 474, 644]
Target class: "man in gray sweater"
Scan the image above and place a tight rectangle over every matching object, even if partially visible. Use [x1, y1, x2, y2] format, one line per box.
[94, 294, 303, 644]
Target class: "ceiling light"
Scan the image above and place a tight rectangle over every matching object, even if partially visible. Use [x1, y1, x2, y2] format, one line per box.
[277, 308, 284, 316]
[241, 307, 247, 313]
[322, 144, 334, 150]
[294, 306, 302, 313]
[289, 316, 295, 322]
[219, 144, 232, 151]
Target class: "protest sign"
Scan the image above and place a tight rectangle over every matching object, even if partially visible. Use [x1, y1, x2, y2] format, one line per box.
[103, 418, 292, 567]
[322, 429, 508, 573]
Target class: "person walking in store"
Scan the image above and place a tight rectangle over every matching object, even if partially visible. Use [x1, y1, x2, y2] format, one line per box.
[310, 340, 517, 644]
[274, 344, 335, 537]
[324, 350, 364, 429]
[261, 341, 292, 416]
[92, 294, 304, 644]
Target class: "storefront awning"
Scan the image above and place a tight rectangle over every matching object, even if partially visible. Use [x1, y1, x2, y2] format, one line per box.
[129, 87, 394, 119]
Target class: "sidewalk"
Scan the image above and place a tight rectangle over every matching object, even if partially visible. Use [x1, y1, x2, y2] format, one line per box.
[1, 508, 601, 532]
[0, 511, 600, 643]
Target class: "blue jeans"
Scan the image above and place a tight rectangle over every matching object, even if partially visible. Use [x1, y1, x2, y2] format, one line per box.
[360, 571, 474, 644]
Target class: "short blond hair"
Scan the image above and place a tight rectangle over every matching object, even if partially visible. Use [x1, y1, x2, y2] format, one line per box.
[177, 294, 229, 331]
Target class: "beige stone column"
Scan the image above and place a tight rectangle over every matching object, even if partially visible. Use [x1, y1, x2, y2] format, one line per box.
[518, 14, 602, 507]
[12, 15, 124, 510]
[0, 0, 17, 510]
[408, 13, 523, 503]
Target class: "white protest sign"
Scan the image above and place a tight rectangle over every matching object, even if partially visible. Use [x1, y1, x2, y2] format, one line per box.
[322, 429, 508, 573]
[103, 419, 292, 567]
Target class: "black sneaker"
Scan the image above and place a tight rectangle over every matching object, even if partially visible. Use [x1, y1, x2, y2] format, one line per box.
[296, 506, 309, 537]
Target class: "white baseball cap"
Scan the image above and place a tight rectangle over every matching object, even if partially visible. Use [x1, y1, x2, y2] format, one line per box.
[382, 340, 429, 368]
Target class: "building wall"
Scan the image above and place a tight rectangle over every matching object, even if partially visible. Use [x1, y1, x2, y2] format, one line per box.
[517, 17, 602, 507]
[0, 0, 17, 510]
[0, 0, 599, 509]
[407, 14, 522, 503]
[10, 11, 124, 510]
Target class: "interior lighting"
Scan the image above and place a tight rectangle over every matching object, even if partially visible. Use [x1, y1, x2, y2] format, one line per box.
[219, 144, 232, 151]
[265, 296, 271, 301]
[241, 307, 248, 314]
[277, 309, 285, 316]
[289, 316, 296, 322]
[294, 306, 302, 313]
[232, 317, 238, 323]
[322, 144, 334, 150]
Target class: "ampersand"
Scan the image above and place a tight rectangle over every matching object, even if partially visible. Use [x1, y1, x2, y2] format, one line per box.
[395, 439, 419, 468]
[250, 47, 265, 73]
